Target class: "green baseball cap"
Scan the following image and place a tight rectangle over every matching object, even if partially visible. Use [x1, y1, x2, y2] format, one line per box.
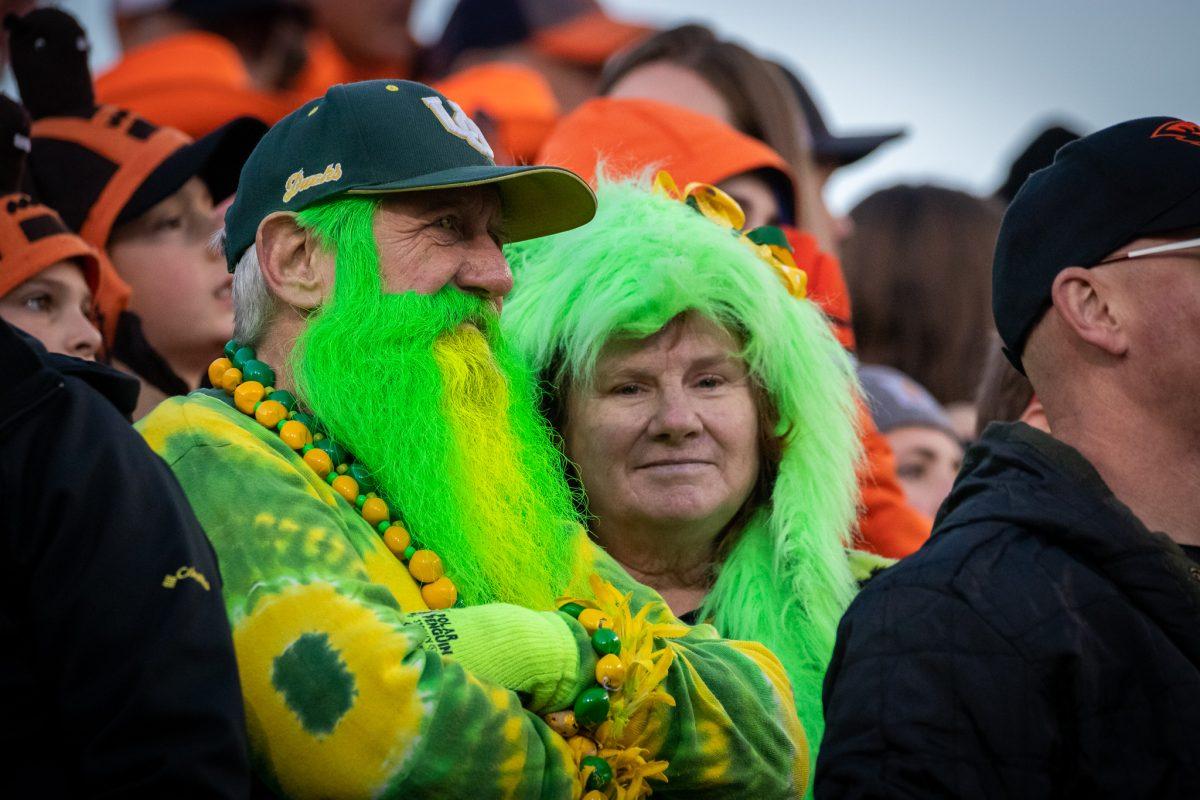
[223, 79, 597, 271]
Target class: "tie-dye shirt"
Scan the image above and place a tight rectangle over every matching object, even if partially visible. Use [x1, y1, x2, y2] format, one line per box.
[138, 391, 808, 799]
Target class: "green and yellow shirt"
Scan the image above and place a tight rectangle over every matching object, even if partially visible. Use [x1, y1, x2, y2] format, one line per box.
[139, 392, 808, 799]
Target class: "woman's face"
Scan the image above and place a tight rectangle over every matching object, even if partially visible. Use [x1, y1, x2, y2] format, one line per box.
[564, 314, 761, 540]
[888, 425, 964, 518]
[0, 260, 102, 360]
[606, 60, 734, 125]
[108, 177, 232, 367]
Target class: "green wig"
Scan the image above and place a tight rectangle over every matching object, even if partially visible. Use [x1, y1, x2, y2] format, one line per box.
[502, 176, 862, 752]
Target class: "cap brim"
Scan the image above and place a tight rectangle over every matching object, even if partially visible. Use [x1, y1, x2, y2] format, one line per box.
[347, 163, 597, 242]
[116, 116, 267, 226]
[813, 130, 905, 167]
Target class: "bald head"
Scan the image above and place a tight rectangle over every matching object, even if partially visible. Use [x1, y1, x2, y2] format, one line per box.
[1023, 228, 1200, 428]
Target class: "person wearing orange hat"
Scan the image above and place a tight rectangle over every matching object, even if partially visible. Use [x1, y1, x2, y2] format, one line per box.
[0, 97, 103, 361]
[7, 7, 265, 418]
[538, 96, 932, 557]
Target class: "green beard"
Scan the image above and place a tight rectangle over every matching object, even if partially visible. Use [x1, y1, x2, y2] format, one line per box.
[290, 197, 583, 609]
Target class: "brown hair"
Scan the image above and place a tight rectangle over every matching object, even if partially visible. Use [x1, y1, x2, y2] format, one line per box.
[841, 183, 1003, 405]
[598, 24, 833, 250]
[973, 338, 1035, 438]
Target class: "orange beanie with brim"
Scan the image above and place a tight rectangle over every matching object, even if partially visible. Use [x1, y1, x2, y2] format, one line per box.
[0, 91, 101, 303]
[6, 8, 265, 342]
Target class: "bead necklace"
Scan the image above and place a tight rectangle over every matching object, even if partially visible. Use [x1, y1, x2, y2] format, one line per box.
[208, 340, 636, 797]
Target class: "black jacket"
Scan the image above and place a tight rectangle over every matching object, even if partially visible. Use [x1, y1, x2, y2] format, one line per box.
[0, 321, 252, 798]
[816, 422, 1200, 799]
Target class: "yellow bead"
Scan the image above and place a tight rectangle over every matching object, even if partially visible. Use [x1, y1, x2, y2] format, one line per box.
[220, 367, 242, 393]
[279, 420, 310, 450]
[544, 710, 578, 738]
[254, 399, 288, 429]
[302, 447, 333, 477]
[331, 475, 359, 504]
[567, 735, 597, 761]
[208, 357, 233, 386]
[582, 792, 606, 800]
[577, 608, 612, 634]
[595, 654, 626, 690]
[383, 524, 411, 555]
[233, 380, 265, 415]
[420, 576, 458, 609]
[361, 497, 389, 526]
[407, 549, 444, 583]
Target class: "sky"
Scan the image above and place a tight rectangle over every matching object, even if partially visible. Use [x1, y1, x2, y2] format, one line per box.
[415, 0, 1199, 212]
[55, 0, 1200, 213]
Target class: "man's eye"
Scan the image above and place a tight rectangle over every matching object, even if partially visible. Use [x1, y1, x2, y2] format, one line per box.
[23, 293, 52, 312]
[695, 375, 726, 389]
[434, 216, 460, 232]
[612, 383, 643, 396]
[896, 462, 928, 481]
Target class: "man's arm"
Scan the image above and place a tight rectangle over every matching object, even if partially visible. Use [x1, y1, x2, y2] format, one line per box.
[142, 396, 583, 798]
[815, 580, 1057, 800]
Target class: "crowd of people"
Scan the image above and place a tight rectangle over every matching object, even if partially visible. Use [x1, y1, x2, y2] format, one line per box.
[1, 1, 1197, 798]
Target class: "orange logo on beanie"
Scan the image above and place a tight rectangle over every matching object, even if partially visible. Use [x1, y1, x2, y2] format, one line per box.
[1151, 120, 1200, 147]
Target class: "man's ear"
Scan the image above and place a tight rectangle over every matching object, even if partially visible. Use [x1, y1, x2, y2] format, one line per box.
[1049, 266, 1129, 359]
[256, 212, 333, 310]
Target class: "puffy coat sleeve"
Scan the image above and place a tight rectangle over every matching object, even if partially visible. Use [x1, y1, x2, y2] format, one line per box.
[815, 580, 1055, 799]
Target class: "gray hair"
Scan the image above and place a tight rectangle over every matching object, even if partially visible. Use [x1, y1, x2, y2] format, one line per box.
[231, 244, 279, 347]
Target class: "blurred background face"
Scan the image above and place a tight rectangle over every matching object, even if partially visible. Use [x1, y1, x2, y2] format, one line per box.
[108, 177, 230, 366]
[887, 425, 963, 518]
[606, 60, 732, 123]
[0, 260, 101, 360]
[564, 313, 760, 538]
[719, 172, 781, 229]
[308, 0, 415, 64]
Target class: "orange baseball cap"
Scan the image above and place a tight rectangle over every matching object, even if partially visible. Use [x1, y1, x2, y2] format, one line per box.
[435, 62, 561, 165]
[538, 96, 794, 192]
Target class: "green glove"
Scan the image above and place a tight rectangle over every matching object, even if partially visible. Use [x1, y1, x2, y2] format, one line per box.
[407, 604, 596, 713]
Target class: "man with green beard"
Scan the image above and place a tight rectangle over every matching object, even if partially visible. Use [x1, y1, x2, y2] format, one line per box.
[138, 80, 809, 799]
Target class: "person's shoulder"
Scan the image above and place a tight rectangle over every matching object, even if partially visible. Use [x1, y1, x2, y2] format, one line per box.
[138, 391, 277, 466]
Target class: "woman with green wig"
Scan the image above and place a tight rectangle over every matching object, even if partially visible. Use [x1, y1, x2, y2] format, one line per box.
[503, 173, 876, 766]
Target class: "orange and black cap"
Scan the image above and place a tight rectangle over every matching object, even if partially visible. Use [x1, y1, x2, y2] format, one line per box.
[993, 116, 1200, 372]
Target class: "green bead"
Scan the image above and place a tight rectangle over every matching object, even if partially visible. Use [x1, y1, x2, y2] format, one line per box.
[325, 471, 337, 484]
[581, 755, 613, 790]
[223, 339, 240, 359]
[347, 462, 375, 494]
[355, 494, 366, 509]
[558, 602, 586, 619]
[292, 412, 319, 433]
[591, 627, 620, 657]
[232, 345, 256, 370]
[267, 389, 297, 412]
[241, 359, 275, 386]
[573, 686, 610, 726]
[402, 545, 416, 560]
[276, 419, 288, 431]
[376, 520, 391, 534]
[314, 438, 348, 466]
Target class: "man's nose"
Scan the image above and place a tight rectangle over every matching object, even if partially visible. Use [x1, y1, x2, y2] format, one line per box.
[454, 234, 513, 302]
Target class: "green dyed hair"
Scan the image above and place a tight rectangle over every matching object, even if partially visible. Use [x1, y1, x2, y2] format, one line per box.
[502, 177, 862, 751]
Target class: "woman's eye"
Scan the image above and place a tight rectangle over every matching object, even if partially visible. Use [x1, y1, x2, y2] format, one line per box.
[612, 383, 643, 396]
[695, 375, 726, 389]
[23, 293, 52, 312]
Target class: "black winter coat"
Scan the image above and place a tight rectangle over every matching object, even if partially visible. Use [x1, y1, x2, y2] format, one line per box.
[0, 321, 252, 798]
[816, 422, 1200, 799]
